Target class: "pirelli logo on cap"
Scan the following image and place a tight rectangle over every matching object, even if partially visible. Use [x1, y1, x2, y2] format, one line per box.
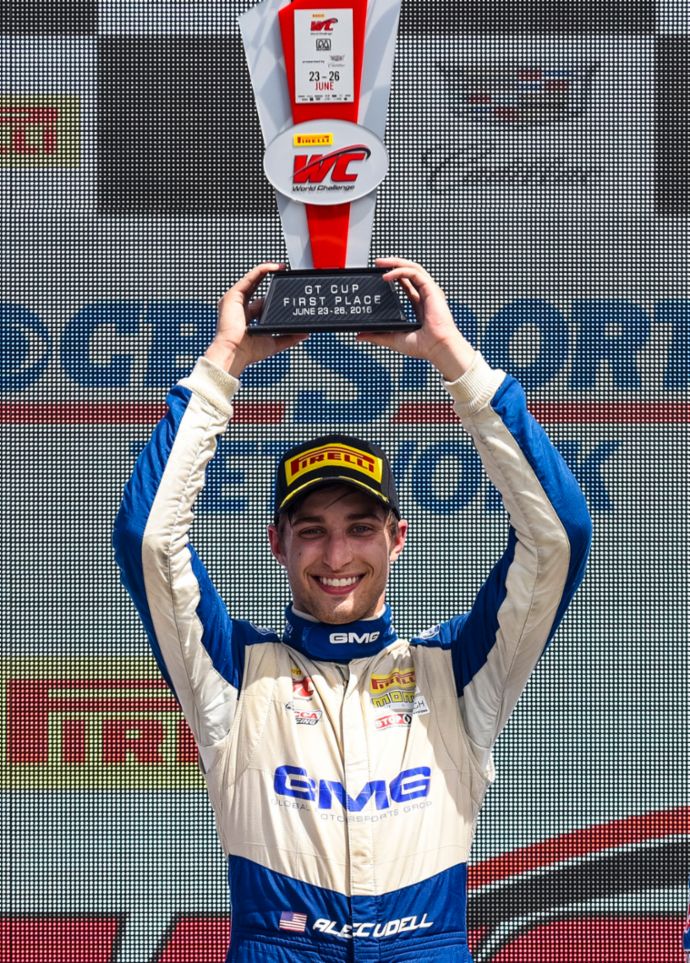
[286, 443, 383, 485]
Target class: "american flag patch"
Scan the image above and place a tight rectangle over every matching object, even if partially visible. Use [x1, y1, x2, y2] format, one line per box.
[279, 911, 308, 933]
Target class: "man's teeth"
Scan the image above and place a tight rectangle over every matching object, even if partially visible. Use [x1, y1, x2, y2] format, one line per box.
[319, 576, 359, 587]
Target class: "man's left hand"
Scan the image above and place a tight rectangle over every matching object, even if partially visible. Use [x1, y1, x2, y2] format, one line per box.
[356, 258, 475, 381]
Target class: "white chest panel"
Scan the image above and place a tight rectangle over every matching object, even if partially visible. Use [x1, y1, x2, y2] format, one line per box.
[204, 640, 490, 897]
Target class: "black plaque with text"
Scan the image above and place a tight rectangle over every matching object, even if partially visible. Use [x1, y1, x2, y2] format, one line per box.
[249, 268, 417, 334]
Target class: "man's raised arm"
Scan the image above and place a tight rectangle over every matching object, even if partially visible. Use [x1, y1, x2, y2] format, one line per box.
[112, 264, 304, 764]
[359, 258, 592, 776]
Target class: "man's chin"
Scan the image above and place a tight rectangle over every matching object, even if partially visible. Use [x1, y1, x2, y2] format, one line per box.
[306, 597, 374, 625]
[323, 608, 360, 625]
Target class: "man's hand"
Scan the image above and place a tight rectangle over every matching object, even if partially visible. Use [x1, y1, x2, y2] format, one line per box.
[205, 263, 307, 378]
[356, 258, 475, 381]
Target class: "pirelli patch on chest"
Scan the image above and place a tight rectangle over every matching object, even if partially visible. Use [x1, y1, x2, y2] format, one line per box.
[370, 668, 416, 693]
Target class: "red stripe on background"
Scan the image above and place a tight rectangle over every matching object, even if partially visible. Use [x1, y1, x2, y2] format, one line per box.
[49, 697, 178, 712]
[0, 915, 122, 963]
[492, 917, 681, 962]
[0, 402, 286, 426]
[2, 400, 688, 426]
[469, 806, 690, 890]
[158, 916, 231, 963]
[392, 401, 690, 425]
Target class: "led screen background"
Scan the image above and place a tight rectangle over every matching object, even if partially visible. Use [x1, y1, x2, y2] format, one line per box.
[1, 1, 688, 961]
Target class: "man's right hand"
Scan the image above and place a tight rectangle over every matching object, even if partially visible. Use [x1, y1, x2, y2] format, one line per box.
[204, 263, 307, 378]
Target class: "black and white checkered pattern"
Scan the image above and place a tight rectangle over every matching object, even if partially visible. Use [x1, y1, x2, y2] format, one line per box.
[0, 0, 687, 216]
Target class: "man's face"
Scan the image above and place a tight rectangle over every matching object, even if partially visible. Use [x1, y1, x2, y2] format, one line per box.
[268, 484, 407, 625]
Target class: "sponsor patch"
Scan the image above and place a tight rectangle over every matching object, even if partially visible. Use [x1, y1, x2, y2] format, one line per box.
[295, 709, 322, 726]
[372, 689, 413, 708]
[275, 765, 431, 811]
[286, 442, 382, 485]
[416, 624, 441, 640]
[291, 667, 314, 700]
[375, 712, 412, 731]
[370, 668, 416, 693]
[285, 702, 323, 726]
[372, 691, 429, 720]
[330, 630, 379, 645]
[373, 694, 429, 731]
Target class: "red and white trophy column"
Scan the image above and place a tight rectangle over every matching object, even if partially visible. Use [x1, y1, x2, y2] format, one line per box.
[240, 0, 401, 270]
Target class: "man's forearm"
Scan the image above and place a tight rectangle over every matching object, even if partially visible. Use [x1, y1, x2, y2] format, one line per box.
[204, 338, 249, 379]
[446, 362, 591, 754]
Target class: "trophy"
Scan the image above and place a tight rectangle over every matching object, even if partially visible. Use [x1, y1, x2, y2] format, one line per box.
[239, 0, 416, 333]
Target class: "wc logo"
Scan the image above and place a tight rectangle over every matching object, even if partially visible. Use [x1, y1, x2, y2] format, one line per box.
[293, 144, 372, 185]
[311, 16, 338, 31]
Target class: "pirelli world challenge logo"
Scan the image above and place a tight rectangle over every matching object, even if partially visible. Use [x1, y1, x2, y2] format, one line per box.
[264, 119, 388, 203]
[0, 95, 80, 168]
[1, 658, 202, 789]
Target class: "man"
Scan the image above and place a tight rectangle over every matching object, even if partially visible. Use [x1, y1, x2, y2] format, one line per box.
[113, 258, 591, 962]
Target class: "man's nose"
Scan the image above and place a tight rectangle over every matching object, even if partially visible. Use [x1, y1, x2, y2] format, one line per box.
[322, 532, 354, 570]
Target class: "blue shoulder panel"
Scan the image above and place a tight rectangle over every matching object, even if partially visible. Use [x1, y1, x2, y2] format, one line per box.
[409, 530, 515, 696]
[113, 385, 277, 700]
[491, 376, 592, 636]
[410, 376, 591, 698]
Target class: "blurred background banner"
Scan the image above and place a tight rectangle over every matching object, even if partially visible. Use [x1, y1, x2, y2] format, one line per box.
[1, 2, 688, 961]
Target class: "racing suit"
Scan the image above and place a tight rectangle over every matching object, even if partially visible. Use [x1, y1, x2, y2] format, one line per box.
[113, 352, 591, 963]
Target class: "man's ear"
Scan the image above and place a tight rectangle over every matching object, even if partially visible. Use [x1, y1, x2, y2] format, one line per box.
[268, 523, 286, 565]
[389, 519, 408, 563]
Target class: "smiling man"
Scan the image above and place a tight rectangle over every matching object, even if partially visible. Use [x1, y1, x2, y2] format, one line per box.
[269, 437, 407, 626]
[113, 259, 591, 962]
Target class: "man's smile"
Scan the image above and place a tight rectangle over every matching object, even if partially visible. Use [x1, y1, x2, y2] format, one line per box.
[268, 484, 407, 622]
[314, 574, 364, 594]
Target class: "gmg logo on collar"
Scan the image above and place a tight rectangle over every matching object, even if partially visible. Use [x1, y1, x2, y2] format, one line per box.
[329, 630, 380, 645]
[274, 765, 431, 811]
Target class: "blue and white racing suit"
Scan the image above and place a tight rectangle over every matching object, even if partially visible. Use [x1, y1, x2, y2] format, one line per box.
[113, 352, 591, 962]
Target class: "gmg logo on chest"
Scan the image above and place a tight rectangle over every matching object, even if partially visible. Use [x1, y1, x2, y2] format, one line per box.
[274, 765, 431, 811]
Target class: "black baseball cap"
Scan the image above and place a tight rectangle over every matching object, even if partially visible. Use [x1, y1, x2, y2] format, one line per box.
[274, 435, 400, 522]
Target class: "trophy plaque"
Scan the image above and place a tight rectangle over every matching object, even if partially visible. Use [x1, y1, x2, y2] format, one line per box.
[239, 0, 417, 333]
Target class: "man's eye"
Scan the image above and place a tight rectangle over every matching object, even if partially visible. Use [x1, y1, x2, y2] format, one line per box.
[351, 525, 374, 535]
[297, 527, 322, 538]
